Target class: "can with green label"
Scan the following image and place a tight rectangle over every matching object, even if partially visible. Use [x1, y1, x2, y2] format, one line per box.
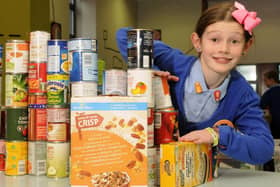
[47, 74, 69, 105]
[5, 107, 28, 141]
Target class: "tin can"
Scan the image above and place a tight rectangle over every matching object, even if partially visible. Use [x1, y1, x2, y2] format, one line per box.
[29, 31, 50, 62]
[0, 139, 5, 171]
[47, 40, 69, 74]
[70, 50, 98, 82]
[28, 62, 47, 93]
[102, 69, 127, 96]
[68, 38, 97, 52]
[47, 74, 69, 105]
[5, 107, 28, 141]
[127, 69, 154, 107]
[153, 76, 173, 109]
[70, 81, 97, 97]
[148, 147, 157, 187]
[5, 141, 27, 176]
[28, 104, 47, 141]
[47, 106, 69, 123]
[127, 29, 153, 69]
[47, 142, 69, 178]
[5, 40, 29, 73]
[154, 109, 178, 145]
[47, 122, 70, 142]
[28, 93, 47, 105]
[5, 74, 28, 107]
[28, 141, 47, 175]
[0, 44, 3, 69]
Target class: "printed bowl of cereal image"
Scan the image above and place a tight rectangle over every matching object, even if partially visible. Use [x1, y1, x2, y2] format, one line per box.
[91, 171, 130, 187]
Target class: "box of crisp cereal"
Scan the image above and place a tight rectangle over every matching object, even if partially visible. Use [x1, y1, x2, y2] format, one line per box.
[71, 96, 155, 187]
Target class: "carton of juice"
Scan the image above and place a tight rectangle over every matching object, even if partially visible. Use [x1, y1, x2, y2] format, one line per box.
[71, 96, 154, 187]
[160, 142, 212, 187]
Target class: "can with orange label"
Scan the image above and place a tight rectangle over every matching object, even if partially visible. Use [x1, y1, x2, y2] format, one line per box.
[28, 62, 47, 93]
[28, 104, 47, 141]
[5, 141, 27, 176]
[28, 93, 47, 105]
[47, 122, 70, 142]
[5, 40, 29, 73]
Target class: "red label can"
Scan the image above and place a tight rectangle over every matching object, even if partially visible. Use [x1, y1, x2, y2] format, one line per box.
[28, 94, 47, 105]
[28, 104, 47, 141]
[154, 109, 178, 145]
[28, 62, 47, 93]
[0, 139, 5, 171]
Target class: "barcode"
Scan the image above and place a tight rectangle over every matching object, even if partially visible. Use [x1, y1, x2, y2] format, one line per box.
[82, 53, 93, 65]
[37, 160, 46, 174]
[18, 160, 26, 174]
[154, 113, 162, 128]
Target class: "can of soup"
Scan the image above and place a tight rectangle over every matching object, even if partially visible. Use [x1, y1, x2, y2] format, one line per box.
[127, 29, 153, 69]
[47, 142, 69, 178]
[70, 81, 97, 97]
[47, 40, 69, 74]
[28, 62, 47, 93]
[70, 50, 98, 82]
[5, 40, 29, 73]
[127, 69, 154, 107]
[5, 107, 28, 141]
[5, 73, 28, 107]
[154, 109, 178, 145]
[28, 141, 47, 175]
[102, 69, 127, 96]
[47, 74, 69, 105]
[28, 104, 47, 141]
[5, 141, 27, 176]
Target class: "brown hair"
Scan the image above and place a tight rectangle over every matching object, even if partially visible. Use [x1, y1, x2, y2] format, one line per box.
[195, 1, 252, 42]
[264, 70, 280, 83]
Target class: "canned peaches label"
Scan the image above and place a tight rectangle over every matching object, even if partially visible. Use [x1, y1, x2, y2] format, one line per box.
[71, 96, 149, 187]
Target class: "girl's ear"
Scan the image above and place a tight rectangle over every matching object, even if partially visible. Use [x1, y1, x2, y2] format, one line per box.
[191, 32, 201, 52]
[243, 38, 253, 54]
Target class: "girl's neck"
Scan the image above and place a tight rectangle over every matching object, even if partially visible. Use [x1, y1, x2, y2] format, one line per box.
[201, 66, 228, 89]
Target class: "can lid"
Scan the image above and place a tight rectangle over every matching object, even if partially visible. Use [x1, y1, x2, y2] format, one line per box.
[6, 39, 28, 43]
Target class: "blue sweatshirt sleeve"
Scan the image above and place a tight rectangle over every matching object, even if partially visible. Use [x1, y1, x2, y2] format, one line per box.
[218, 87, 274, 164]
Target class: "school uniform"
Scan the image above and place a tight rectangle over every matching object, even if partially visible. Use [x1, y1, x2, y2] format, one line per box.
[116, 28, 274, 164]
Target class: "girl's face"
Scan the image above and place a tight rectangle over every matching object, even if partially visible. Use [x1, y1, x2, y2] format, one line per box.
[192, 21, 252, 76]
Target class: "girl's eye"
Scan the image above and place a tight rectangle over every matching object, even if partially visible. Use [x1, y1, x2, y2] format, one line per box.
[231, 40, 240, 44]
[211, 38, 218, 42]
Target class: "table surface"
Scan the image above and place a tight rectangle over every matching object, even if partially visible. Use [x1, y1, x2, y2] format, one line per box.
[1, 168, 280, 187]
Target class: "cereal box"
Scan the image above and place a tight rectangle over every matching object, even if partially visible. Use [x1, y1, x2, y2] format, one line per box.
[71, 96, 154, 187]
[160, 142, 212, 187]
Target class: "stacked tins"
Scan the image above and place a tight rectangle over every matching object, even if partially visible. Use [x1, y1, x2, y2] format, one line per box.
[46, 39, 70, 178]
[68, 38, 98, 97]
[4, 40, 29, 176]
[27, 31, 50, 176]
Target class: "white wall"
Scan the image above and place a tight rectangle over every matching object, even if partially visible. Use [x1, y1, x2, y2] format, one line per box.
[76, 0, 96, 38]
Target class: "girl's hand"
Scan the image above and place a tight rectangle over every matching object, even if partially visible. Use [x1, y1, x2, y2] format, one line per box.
[179, 129, 214, 144]
[153, 71, 179, 82]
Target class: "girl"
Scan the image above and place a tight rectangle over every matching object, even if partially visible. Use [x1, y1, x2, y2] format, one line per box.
[116, 1, 274, 165]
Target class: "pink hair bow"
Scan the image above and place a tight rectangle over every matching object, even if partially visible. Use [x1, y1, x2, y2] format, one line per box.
[232, 1, 261, 35]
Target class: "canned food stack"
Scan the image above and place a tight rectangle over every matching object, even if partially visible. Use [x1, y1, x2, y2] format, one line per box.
[4, 40, 29, 176]
[27, 31, 50, 176]
[68, 38, 98, 97]
[46, 39, 70, 178]
[126, 29, 157, 187]
[0, 44, 4, 172]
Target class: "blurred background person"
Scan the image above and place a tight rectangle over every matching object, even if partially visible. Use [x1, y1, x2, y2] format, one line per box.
[260, 70, 280, 171]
